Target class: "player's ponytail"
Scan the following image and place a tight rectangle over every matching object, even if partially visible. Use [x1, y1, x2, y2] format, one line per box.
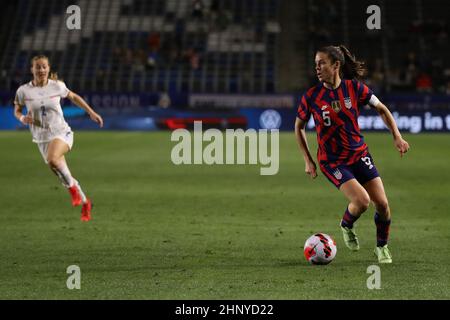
[338, 45, 367, 80]
[317, 45, 367, 80]
[49, 72, 59, 80]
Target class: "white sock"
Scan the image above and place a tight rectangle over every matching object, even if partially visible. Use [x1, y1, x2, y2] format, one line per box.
[73, 179, 88, 204]
[53, 164, 74, 188]
[52, 162, 88, 204]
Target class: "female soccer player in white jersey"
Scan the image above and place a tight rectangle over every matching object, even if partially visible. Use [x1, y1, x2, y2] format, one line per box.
[14, 55, 103, 221]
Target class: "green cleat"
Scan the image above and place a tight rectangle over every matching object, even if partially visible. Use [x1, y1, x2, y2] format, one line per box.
[340, 225, 360, 251]
[374, 245, 392, 263]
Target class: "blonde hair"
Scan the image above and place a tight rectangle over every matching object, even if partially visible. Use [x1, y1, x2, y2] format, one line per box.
[31, 54, 60, 81]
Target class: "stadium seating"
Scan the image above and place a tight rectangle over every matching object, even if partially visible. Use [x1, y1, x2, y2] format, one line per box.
[1, 0, 447, 95]
[305, 0, 449, 93]
[1, 0, 281, 94]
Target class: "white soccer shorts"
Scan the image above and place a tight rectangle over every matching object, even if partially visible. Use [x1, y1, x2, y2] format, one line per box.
[37, 131, 74, 163]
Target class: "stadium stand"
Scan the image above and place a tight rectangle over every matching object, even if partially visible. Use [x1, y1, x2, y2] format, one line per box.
[1, 0, 281, 94]
[305, 0, 449, 94]
[0, 0, 448, 95]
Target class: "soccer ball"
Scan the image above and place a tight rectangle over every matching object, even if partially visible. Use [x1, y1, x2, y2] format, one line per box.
[304, 233, 337, 265]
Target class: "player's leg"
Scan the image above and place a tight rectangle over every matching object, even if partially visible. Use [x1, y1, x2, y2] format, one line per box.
[61, 156, 92, 221]
[47, 138, 92, 221]
[363, 177, 392, 263]
[65, 154, 92, 221]
[338, 179, 371, 251]
[340, 179, 371, 219]
[60, 156, 88, 204]
[320, 163, 370, 251]
[46, 138, 74, 189]
[363, 177, 390, 221]
[320, 163, 371, 219]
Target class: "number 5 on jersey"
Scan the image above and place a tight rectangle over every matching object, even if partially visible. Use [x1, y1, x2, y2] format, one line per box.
[321, 106, 331, 126]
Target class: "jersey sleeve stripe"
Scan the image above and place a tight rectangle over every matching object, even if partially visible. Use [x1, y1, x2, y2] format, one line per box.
[297, 95, 309, 120]
[360, 84, 369, 102]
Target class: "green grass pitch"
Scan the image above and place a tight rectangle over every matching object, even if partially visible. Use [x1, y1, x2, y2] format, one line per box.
[0, 131, 449, 299]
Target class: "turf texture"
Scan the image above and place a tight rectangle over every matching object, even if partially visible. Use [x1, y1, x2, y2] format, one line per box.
[0, 131, 449, 299]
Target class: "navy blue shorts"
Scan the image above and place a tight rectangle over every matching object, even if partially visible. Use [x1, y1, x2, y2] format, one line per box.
[320, 153, 380, 189]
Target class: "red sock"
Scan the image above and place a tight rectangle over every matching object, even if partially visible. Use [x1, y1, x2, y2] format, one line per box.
[375, 212, 391, 247]
[341, 207, 359, 229]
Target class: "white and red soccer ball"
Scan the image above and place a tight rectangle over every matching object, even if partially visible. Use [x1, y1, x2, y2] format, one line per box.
[304, 233, 337, 265]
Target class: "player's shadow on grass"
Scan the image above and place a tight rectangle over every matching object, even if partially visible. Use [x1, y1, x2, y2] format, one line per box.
[275, 258, 378, 268]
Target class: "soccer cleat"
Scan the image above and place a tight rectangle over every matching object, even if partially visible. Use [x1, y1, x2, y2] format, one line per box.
[68, 185, 82, 207]
[340, 225, 360, 251]
[374, 245, 392, 263]
[80, 198, 92, 222]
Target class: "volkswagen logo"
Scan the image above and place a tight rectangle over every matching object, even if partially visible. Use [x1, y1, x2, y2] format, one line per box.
[259, 109, 282, 129]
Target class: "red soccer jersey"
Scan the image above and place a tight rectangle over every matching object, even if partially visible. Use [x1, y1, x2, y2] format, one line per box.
[297, 79, 374, 167]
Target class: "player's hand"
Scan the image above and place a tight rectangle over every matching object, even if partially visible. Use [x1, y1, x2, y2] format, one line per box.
[89, 112, 104, 128]
[394, 136, 410, 157]
[19, 114, 34, 125]
[305, 158, 318, 179]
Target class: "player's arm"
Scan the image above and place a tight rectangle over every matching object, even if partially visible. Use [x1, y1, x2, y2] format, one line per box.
[371, 99, 410, 157]
[67, 91, 103, 127]
[13, 97, 33, 125]
[295, 117, 317, 179]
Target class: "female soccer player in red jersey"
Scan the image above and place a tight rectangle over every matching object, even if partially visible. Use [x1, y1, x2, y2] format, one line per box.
[14, 55, 103, 221]
[295, 45, 410, 263]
